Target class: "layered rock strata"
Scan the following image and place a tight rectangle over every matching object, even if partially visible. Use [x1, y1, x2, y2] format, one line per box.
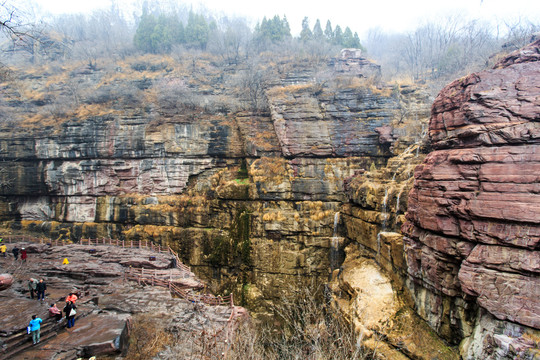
[0, 54, 428, 316]
[403, 40, 540, 359]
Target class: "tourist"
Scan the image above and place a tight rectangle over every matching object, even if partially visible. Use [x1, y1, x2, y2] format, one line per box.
[36, 279, 47, 301]
[21, 248, 27, 262]
[0, 243, 6, 257]
[63, 301, 77, 328]
[12, 246, 19, 260]
[28, 314, 42, 345]
[49, 303, 62, 322]
[65, 292, 78, 304]
[28, 278, 38, 299]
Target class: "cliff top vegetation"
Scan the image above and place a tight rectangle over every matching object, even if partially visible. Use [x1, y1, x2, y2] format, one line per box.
[0, 0, 538, 130]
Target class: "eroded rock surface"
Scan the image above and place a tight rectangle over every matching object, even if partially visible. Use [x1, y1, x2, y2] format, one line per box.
[0, 52, 428, 314]
[0, 242, 241, 359]
[403, 40, 540, 359]
[329, 245, 459, 360]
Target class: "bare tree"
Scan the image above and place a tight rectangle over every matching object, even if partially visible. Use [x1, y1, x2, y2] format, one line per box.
[237, 60, 272, 113]
[208, 17, 252, 65]
[368, 14, 512, 93]
[0, 1, 25, 37]
[0, 1, 43, 70]
[501, 17, 540, 50]
[51, 4, 136, 64]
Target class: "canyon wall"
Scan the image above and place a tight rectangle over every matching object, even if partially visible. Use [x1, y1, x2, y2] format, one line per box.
[2, 42, 537, 359]
[325, 41, 540, 360]
[0, 54, 426, 318]
[401, 40, 540, 359]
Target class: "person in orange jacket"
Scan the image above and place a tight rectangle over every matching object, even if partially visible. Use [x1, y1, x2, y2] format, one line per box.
[65, 292, 78, 303]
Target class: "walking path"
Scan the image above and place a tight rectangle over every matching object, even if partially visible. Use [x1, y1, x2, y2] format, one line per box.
[0, 236, 244, 359]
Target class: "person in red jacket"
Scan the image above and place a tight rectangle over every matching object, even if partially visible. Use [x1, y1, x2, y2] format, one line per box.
[65, 292, 78, 304]
[21, 248, 27, 262]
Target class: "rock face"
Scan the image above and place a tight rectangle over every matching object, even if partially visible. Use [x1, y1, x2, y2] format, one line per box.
[329, 246, 459, 360]
[330, 48, 381, 80]
[403, 40, 540, 359]
[0, 52, 428, 318]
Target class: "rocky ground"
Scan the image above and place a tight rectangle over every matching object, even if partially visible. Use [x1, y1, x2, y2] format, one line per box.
[0, 241, 243, 360]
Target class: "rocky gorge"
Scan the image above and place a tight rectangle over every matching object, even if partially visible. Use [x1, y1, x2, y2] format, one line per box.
[0, 39, 538, 359]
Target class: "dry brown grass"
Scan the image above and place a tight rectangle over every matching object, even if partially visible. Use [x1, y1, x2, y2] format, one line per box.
[267, 83, 316, 100]
[73, 103, 115, 118]
[126, 314, 172, 360]
[44, 71, 71, 87]
[20, 113, 51, 127]
[251, 157, 290, 185]
[332, 76, 392, 97]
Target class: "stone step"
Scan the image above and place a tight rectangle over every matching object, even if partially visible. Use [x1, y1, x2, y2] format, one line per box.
[6, 331, 59, 360]
[0, 310, 90, 360]
[0, 322, 60, 360]
[2, 318, 57, 349]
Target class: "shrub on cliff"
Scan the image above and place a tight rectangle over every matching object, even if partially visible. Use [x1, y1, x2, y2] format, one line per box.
[155, 285, 368, 360]
[127, 314, 172, 360]
[256, 285, 366, 359]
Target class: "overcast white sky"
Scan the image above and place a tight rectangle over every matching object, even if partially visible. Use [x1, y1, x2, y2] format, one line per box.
[28, 0, 540, 37]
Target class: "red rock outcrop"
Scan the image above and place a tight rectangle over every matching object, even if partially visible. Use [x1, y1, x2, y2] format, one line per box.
[403, 40, 540, 358]
[0, 273, 13, 291]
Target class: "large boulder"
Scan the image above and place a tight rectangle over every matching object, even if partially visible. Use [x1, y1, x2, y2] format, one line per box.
[0, 273, 13, 291]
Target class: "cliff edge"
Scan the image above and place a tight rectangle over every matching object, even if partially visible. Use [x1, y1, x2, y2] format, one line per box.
[403, 40, 540, 359]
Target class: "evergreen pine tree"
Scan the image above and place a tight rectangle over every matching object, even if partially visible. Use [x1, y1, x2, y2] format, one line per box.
[313, 19, 323, 39]
[333, 25, 343, 46]
[300, 17, 312, 41]
[254, 15, 290, 43]
[269, 15, 282, 41]
[342, 26, 354, 47]
[353, 32, 365, 51]
[134, 11, 158, 53]
[185, 11, 210, 49]
[324, 20, 333, 41]
[281, 15, 291, 39]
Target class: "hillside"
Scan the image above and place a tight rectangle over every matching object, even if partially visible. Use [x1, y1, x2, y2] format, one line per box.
[0, 10, 539, 357]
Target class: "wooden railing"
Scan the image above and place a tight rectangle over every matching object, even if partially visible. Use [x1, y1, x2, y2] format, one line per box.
[1, 235, 191, 273]
[2, 234, 234, 307]
[124, 267, 234, 307]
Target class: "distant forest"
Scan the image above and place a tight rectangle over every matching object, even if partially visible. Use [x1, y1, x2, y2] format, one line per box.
[1, 0, 539, 92]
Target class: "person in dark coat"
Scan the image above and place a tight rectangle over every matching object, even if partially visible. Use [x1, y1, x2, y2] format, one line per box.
[63, 301, 77, 328]
[36, 279, 47, 301]
[12, 246, 19, 260]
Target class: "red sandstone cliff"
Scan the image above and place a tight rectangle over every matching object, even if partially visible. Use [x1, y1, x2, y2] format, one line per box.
[403, 40, 540, 359]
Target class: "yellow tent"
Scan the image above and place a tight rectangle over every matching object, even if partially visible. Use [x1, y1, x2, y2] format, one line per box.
[62, 258, 69, 265]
